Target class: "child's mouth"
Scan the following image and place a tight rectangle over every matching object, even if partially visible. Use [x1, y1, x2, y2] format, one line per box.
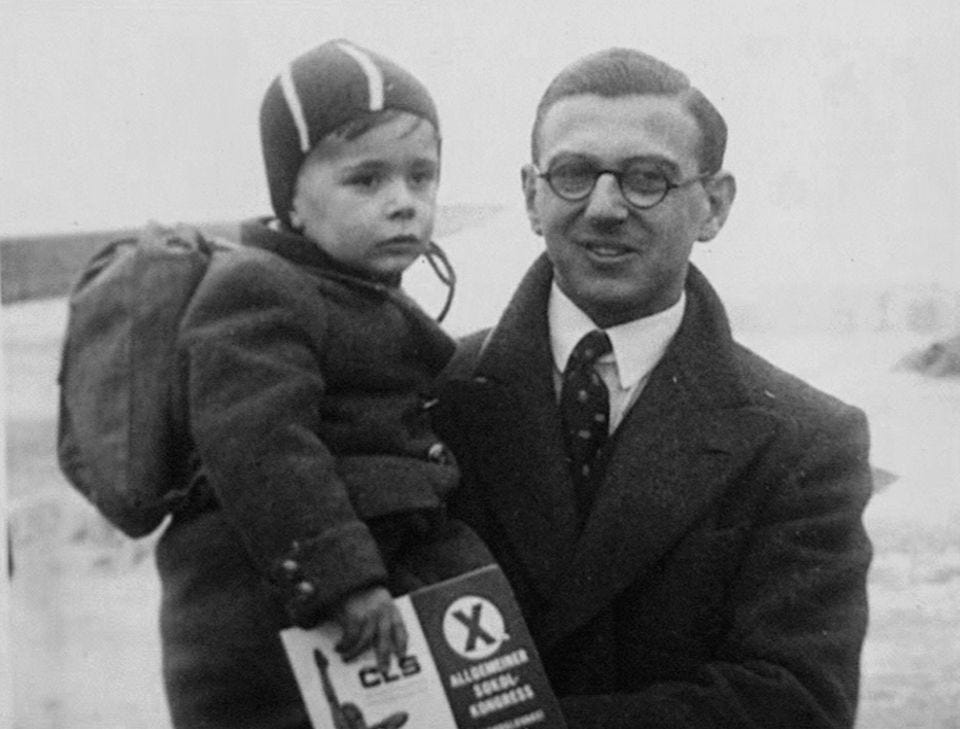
[379, 235, 424, 250]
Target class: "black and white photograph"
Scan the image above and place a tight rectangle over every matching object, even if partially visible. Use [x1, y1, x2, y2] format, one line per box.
[2, 2, 957, 728]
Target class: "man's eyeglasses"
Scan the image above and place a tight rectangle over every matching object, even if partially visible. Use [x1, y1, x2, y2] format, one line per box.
[535, 157, 712, 209]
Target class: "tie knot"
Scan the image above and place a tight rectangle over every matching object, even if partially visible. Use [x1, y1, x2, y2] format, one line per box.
[568, 329, 612, 370]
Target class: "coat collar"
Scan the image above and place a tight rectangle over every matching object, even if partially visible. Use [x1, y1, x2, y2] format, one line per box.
[442, 255, 778, 649]
[239, 216, 455, 369]
[239, 216, 403, 289]
[472, 255, 748, 405]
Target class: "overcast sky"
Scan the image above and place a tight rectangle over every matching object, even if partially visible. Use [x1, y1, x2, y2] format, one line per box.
[1, 0, 957, 285]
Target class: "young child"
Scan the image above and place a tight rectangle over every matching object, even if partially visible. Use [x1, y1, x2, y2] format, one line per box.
[157, 40, 492, 729]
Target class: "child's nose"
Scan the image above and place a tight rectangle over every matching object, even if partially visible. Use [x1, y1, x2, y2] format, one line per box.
[385, 179, 419, 219]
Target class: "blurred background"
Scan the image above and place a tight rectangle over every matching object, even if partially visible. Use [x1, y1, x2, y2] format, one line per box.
[2, 1, 958, 727]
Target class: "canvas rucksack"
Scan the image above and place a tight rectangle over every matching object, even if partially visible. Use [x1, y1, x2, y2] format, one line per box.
[57, 222, 239, 537]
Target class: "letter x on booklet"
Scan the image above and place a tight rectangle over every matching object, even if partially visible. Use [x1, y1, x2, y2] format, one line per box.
[281, 565, 567, 729]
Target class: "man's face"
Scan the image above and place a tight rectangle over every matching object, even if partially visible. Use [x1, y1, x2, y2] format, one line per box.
[523, 93, 733, 326]
[291, 112, 440, 279]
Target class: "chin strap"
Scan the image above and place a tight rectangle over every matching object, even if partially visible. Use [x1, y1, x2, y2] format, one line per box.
[424, 241, 457, 323]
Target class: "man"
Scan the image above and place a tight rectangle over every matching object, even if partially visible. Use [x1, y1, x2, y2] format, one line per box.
[434, 48, 872, 728]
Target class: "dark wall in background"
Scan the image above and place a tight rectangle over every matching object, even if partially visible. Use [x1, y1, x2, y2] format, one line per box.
[0, 222, 239, 304]
[0, 205, 503, 304]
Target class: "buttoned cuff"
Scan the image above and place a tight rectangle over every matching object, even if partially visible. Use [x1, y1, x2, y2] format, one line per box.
[268, 521, 388, 628]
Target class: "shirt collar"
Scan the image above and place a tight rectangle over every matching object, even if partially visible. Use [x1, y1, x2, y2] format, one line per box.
[548, 281, 686, 390]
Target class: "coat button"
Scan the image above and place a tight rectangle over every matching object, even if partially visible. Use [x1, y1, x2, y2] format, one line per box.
[426, 442, 451, 465]
[296, 580, 315, 596]
[281, 559, 299, 575]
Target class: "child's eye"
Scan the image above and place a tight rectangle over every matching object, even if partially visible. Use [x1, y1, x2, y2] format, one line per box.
[409, 168, 438, 188]
[348, 172, 383, 189]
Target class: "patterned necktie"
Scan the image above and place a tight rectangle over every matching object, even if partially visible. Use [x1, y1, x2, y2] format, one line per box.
[560, 329, 612, 518]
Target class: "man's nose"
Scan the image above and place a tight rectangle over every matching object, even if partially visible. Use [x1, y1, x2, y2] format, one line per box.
[583, 172, 629, 222]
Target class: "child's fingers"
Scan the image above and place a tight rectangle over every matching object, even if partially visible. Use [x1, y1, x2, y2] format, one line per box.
[374, 610, 408, 673]
[335, 618, 360, 653]
[391, 617, 408, 659]
[373, 644, 390, 673]
[373, 606, 409, 672]
[338, 618, 375, 662]
[339, 635, 372, 662]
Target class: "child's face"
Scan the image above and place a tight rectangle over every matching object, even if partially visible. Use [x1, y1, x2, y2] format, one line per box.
[290, 112, 440, 279]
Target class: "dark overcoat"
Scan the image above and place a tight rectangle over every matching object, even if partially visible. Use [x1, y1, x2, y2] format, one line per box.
[156, 219, 491, 729]
[434, 255, 873, 729]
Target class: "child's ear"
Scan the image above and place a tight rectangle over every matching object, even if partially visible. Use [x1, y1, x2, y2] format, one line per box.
[521, 164, 543, 236]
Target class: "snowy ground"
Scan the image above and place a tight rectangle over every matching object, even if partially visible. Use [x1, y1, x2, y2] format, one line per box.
[3, 225, 959, 727]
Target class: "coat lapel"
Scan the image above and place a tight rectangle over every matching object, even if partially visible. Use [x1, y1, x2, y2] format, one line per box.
[439, 257, 583, 599]
[536, 265, 780, 648]
[538, 376, 777, 649]
[442, 259, 780, 648]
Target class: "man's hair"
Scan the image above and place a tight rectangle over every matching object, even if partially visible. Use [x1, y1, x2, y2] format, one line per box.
[530, 48, 727, 174]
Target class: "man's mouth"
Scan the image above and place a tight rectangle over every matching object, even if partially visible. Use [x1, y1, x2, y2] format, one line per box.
[579, 240, 636, 259]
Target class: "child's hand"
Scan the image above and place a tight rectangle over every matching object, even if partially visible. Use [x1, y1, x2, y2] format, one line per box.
[334, 586, 407, 672]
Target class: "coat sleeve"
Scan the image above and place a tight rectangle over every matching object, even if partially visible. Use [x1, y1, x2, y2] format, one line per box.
[559, 405, 873, 729]
[179, 253, 387, 627]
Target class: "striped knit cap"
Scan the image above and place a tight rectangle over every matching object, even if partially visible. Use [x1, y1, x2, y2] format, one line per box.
[260, 39, 439, 225]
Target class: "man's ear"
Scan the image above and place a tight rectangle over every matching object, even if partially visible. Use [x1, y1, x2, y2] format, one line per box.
[697, 171, 736, 242]
[521, 164, 543, 236]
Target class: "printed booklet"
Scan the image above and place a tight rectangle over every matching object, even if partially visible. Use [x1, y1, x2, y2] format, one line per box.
[281, 564, 567, 729]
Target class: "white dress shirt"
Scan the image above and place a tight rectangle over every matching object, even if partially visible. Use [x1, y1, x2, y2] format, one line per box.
[549, 282, 686, 433]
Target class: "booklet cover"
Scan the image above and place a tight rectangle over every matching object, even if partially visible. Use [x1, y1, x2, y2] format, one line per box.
[281, 564, 566, 729]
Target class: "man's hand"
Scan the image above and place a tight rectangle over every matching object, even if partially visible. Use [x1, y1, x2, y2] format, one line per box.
[335, 586, 408, 672]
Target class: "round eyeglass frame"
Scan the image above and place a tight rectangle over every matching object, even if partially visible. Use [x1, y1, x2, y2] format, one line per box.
[535, 164, 713, 209]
